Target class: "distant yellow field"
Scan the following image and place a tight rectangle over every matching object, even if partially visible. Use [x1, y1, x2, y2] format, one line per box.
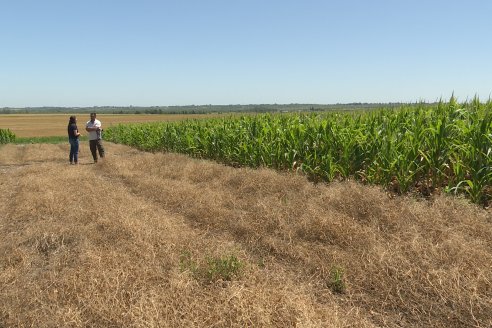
[0, 113, 227, 137]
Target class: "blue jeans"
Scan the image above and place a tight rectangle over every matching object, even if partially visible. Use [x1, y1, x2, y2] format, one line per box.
[69, 138, 79, 163]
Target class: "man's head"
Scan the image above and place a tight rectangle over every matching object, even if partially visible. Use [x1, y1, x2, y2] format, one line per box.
[90, 113, 97, 122]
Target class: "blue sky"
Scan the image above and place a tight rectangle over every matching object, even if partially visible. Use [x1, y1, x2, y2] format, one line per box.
[1, 0, 491, 107]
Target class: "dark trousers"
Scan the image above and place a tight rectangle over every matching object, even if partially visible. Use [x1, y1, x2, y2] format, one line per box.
[89, 139, 105, 162]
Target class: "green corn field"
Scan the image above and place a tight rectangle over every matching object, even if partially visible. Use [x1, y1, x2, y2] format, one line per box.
[0, 128, 16, 144]
[105, 96, 492, 205]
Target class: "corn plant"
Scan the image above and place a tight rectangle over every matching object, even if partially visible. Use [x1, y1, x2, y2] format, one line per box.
[105, 97, 492, 206]
[0, 128, 16, 144]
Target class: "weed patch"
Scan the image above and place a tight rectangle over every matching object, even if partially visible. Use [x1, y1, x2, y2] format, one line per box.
[328, 266, 346, 294]
[179, 250, 243, 283]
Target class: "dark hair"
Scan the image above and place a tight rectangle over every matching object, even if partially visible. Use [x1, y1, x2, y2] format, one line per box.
[68, 116, 77, 124]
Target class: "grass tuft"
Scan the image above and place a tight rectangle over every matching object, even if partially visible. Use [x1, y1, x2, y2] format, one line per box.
[13, 136, 88, 144]
[328, 266, 346, 294]
[179, 251, 243, 283]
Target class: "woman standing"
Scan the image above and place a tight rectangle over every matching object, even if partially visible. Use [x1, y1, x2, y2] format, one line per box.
[68, 116, 81, 164]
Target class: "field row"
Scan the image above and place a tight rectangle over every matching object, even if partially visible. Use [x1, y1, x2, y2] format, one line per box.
[0, 113, 229, 137]
[104, 97, 492, 205]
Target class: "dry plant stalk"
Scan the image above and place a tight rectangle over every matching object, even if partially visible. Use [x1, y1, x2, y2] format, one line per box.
[0, 143, 491, 327]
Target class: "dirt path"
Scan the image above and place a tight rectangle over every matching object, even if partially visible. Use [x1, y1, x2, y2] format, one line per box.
[1, 143, 491, 327]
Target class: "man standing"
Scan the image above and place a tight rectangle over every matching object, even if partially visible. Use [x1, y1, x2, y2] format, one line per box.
[85, 112, 105, 163]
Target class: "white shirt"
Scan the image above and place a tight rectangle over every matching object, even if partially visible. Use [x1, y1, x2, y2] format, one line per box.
[86, 119, 102, 141]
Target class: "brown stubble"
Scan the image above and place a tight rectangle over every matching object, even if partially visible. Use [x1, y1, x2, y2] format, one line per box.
[0, 143, 491, 327]
[0, 113, 235, 138]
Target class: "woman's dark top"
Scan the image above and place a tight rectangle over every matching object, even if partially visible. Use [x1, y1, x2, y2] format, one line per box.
[68, 123, 79, 139]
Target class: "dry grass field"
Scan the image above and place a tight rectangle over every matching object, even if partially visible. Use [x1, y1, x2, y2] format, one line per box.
[0, 113, 228, 138]
[0, 142, 491, 327]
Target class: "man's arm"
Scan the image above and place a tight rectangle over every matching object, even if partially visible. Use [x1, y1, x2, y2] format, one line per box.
[86, 123, 100, 132]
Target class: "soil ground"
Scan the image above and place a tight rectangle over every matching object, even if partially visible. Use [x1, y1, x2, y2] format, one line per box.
[1, 143, 491, 327]
[0, 113, 231, 137]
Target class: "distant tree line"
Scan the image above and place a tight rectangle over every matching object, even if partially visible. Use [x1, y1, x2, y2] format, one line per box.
[0, 103, 417, 115]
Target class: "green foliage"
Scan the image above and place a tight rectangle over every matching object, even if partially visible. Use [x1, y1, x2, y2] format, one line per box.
[105, 97, 492, 206]
[328, 266, 346, 294]
[179, 251, 243, 283]
[12, 136, 88, 144]
[204, 255, 243, 282]
[0, 128, 16, 144]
